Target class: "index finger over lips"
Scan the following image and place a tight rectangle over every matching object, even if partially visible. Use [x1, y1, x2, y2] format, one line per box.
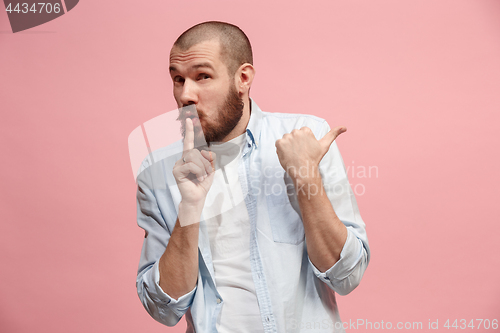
[183, 118, 195, 152]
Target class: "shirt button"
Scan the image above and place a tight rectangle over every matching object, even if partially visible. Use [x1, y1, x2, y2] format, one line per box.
[216, 298, 222, 304]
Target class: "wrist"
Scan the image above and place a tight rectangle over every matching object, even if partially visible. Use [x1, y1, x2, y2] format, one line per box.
[178, 201, 204, 227]
[290, 165, 322, 187]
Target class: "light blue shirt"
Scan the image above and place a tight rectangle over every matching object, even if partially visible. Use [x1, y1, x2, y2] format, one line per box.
[136, 99, 370, 333]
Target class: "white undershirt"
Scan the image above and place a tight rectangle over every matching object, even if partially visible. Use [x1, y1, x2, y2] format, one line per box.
[204, 133, 264, 333]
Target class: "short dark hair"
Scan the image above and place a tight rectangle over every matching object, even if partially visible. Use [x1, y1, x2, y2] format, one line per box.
[173, 21, 253, 76]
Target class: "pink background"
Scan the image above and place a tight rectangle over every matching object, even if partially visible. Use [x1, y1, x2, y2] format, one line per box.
[1, 0, 499, 332]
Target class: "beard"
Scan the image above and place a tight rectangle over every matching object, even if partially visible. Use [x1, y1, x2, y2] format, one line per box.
[179, 84, 244, 147]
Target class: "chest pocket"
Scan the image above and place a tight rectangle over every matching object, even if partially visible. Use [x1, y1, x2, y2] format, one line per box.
[265, 171, 305, 245]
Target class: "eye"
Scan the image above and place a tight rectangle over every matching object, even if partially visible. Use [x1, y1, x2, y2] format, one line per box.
[173, 76, 185, 84]
[197, 73, 211, 80]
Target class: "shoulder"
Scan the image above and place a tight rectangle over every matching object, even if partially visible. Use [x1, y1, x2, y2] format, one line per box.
[137, 139, 183, 177]
[260, 110, 329, 139]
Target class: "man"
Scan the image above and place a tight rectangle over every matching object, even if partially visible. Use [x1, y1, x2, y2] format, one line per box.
[136, 21, 370, 332]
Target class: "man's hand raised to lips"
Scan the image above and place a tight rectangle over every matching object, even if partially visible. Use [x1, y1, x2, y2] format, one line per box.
[275, 125, 347, 185]
[159, 118, 214, 297]
[173, 118, 216, 209]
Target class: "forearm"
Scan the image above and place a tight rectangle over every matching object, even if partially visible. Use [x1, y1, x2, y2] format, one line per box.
[295, 170, 348, 272]
[158, 202, 201, 299]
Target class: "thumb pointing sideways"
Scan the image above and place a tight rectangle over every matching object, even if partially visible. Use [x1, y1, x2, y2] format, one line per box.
[319, 126, 347, 151]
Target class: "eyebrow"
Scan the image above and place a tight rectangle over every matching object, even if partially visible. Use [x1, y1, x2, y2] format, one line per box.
[169, 62, 215, 72]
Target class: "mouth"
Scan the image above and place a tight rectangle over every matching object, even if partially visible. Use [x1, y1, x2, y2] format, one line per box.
[191, 117, 200, 126]
[181, 111, 202, 126]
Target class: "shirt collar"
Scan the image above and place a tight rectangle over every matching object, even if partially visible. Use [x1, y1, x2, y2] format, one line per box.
[245, 98, 263, 149]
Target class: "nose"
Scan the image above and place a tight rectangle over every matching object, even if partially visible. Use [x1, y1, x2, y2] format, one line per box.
[178, 79, 198, 106]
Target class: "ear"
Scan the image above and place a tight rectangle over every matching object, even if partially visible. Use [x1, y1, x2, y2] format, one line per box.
[235, 63, 255, 96]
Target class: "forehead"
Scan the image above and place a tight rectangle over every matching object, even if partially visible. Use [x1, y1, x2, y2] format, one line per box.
[169, 40, 224, 71]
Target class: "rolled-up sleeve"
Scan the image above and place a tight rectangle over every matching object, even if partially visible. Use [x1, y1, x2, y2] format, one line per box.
[138, 259, 197, 325]
[309, 120, 371, 295]
[308, 229, 369, 295]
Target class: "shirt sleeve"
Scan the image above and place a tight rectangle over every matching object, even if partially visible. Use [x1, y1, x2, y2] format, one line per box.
[308, 120, 371, 296]
[135, 159, 197, 326]
[308, 229, 369, 295]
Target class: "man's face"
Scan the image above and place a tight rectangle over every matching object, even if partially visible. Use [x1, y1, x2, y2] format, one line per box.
[170, 40, 244, 145]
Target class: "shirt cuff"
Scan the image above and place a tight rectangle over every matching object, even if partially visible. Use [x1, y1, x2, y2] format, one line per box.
[152, 259, 197, 312]
[309, 228, 363, 283]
